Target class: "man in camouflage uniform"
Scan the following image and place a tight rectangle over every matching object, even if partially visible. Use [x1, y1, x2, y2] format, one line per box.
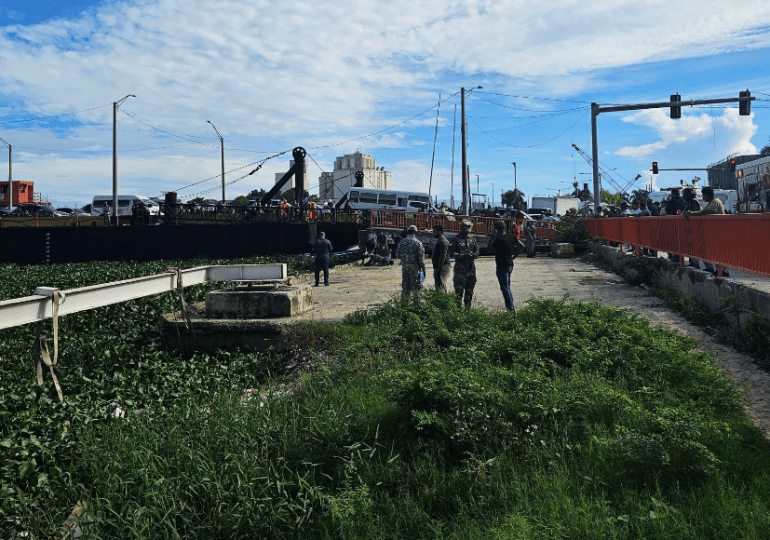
[524, 219, 536, 258]
[395, 224, 426, 300]
[449, 219, 479, 307]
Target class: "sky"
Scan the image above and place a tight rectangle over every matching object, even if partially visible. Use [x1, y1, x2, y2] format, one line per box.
[1, 0, 770, 210]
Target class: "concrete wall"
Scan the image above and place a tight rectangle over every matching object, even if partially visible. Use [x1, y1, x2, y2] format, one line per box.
[596, 245, 770, 331]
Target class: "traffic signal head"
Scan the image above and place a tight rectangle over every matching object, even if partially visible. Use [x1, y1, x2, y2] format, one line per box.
[739, 90, 751, 116]
[670, 93, 682, 119]
[652, 162, 659, 174]
[729, 159, 736, 171]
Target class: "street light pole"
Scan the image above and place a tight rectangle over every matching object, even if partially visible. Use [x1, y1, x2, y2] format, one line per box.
[0, 137, 10, 211]
[207, 121, 225, 203]
[113, 94, 136, 226]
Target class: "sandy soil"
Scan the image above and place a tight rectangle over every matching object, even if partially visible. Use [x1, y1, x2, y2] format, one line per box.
[299, 255, 770, 437]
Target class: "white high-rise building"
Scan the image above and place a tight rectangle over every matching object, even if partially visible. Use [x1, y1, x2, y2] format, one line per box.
[319, 151, 391, 201]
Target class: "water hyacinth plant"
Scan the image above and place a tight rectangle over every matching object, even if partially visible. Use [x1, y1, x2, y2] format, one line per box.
[1, 261, 769, 538]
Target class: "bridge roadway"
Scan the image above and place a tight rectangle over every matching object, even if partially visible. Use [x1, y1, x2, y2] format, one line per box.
[296, 253, 770, 439]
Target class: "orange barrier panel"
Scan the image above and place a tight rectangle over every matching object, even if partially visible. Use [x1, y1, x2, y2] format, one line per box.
[585, 214, 770, 277]
[370, 209, 557, 237]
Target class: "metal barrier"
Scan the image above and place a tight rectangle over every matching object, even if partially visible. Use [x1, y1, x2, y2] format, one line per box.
[369, 209, 560, 238]
[0, 264, 287, 331]
[585, 214, 770, 277]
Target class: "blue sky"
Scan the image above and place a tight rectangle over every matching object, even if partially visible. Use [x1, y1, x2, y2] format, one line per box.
[1, 0, 770, 210]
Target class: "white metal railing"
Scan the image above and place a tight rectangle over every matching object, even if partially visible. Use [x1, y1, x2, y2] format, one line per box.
[0, 264, 288, 331]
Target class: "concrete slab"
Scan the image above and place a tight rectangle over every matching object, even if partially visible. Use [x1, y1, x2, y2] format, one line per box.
[205, 285, 313, 319]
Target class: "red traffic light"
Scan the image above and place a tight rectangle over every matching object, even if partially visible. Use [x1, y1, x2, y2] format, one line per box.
[652, 162, 659, 174]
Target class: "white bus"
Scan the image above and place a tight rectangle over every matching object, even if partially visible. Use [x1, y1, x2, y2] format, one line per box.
[343, 188, 442, 212]
[91, 195, 159, 217]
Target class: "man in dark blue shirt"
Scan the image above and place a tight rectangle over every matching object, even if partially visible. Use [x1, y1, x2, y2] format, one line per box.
[489, 221, 522, 313]
[313, 232, 333, 286]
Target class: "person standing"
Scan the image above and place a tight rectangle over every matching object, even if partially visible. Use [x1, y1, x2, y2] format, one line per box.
[489, 221, 522, 313]
[665, 189, 687, 262]
[524, 219, 536, 258]
[431, 224, 451, 292]
[449, 219, 479, 308]
[395, 224, 426, 300]
[102, 202, 110, 226]
[682, 188, 703, 269]
[684, 186, 730, 277]
[313, 231, 333, 286]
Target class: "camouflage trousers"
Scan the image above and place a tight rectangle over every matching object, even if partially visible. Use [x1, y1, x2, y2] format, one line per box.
[402, 267, 423, 299]
[453, 262, 477, 307]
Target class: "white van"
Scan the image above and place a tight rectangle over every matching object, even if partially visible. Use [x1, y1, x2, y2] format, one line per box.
[344, 188, 440, 212]
[712, 189, 738, 214]
[91, 195, 159, 217]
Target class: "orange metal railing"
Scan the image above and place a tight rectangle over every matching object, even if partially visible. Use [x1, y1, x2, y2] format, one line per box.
[369, 209, 560, 239]
[585, 214, 770, 277]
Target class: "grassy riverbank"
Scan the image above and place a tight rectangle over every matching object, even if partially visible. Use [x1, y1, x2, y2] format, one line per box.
[2, 259, 770, 538]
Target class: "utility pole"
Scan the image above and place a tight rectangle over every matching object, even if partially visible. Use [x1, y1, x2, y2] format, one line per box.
[590, 91, 754, 215]
[450, 105, 456, 211]
[207, 121, 225, 203]
[461, 88, 468, 216]
[0, 137, 10, 211]
[113, 94, 136, 226]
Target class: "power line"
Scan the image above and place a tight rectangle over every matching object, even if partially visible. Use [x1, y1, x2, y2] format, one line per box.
[471, 110, 589, 148]
[119, 108, 285, 154]
[474, 90, 591, 104]
[469, 93, 589, 114]
[175, 149, 291, 193]
[0, 103, 113, 125]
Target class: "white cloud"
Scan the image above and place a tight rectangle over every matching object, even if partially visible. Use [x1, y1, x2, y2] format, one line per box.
[2, 0, 770, 203]
[615, 107, 758, 159]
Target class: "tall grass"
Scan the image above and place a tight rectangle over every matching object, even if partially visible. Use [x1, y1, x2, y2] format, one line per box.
[3, 265, 770, 538]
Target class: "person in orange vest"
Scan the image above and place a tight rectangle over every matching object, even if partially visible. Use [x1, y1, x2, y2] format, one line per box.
[308, 200, 317, 221]
[279, 199, 289, 222]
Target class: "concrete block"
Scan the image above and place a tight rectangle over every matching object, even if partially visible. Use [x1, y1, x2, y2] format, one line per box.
[551, 243, 575, 258]
[205, 286, 313, 319]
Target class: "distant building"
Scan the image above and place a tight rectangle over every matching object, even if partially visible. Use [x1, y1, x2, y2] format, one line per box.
[274, 158, 310, 191]
[0, 180, 34, 206]
[319, 151, 391, 201]
[707, 154, 759, 190]
[735, 155, 770, 213]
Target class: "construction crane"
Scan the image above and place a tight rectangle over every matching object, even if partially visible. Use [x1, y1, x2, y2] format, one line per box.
[571, 144, 629, 199]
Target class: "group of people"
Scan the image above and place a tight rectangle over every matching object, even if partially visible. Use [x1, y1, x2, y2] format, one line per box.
[394, 214, 526, 312]
[605, 186, 730, 277]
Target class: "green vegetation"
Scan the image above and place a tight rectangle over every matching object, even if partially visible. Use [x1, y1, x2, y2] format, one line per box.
[2, 260, 770, 538]
[654, 285, 770, 367]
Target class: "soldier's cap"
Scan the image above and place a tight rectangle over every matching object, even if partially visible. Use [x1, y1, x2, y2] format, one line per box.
[461, 219, 473, 228]
[432, 224, 444, 232]
[406, 224, 418, 232]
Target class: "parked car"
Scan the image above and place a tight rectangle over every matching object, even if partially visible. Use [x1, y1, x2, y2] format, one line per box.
[0, 208, 11, 218]
[17, 205, 68, 217]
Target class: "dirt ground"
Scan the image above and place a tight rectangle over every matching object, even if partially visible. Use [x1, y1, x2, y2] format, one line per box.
[297, 254, 770, 438]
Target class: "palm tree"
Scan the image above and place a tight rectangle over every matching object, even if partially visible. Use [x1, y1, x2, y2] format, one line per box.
[502, 189, 527, 210]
